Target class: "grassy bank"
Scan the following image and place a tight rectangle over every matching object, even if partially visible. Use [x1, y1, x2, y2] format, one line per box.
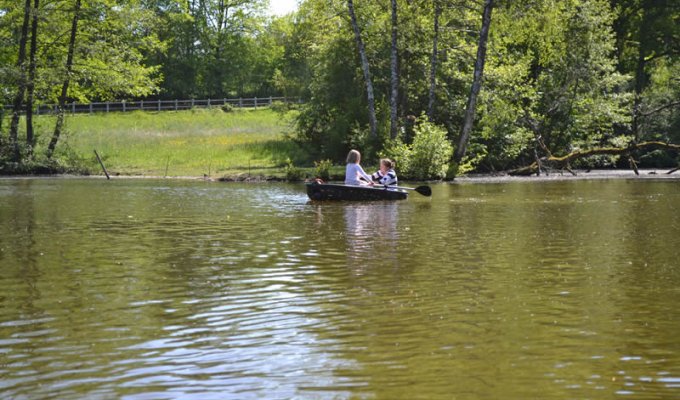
[27, 108, 308, 178]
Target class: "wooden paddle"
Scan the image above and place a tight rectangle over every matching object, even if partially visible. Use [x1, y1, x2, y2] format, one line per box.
[380, 184, 432, 196]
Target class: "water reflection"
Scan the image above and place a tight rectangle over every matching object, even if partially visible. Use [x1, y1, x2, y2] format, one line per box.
[343, 202, 399, 274]
[0, 179, 678, 399]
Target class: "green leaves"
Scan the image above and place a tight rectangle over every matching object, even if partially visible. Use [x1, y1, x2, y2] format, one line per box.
[382, 116, 453, 180]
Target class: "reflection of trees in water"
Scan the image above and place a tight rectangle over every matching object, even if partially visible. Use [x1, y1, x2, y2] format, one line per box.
[343, 203, 399, 274]
[2, 179, 41, 314]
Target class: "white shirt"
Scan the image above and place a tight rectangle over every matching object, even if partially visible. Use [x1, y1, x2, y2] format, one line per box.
[345, 163, 373, 185]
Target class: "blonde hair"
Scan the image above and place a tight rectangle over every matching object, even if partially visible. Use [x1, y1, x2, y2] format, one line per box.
[346, 149, 361, 164]
[381, 158, 394, 169]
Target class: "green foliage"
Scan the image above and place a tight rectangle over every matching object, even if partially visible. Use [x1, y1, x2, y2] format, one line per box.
[314, 159, 332, 180]
[408, 120, 453, 180]
[269, 100, 295, 113]
[2, 0, 678, 173]
[147, 0, 283, 99]
[461, 0, 633, 171]
[638, 58, 680, 147]
[284, 157, 304, 181]
[381, 137, 411, 175]
[454, 142, 489, 177]
[382, 117, 452, 180]
[0, 133, 93, 175]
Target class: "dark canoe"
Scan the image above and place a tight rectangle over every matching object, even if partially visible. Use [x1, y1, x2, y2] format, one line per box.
[306, 182, 408, 201]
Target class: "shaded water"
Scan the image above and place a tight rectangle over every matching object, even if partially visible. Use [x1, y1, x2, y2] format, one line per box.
[1, 178, 678, 399]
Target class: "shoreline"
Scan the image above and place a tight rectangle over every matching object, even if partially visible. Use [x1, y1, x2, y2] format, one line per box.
[452, 168, 680, 183]
[1, 168, 678, 183]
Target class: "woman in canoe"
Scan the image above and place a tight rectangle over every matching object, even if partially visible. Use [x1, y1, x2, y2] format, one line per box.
[345, 149, 374, 186]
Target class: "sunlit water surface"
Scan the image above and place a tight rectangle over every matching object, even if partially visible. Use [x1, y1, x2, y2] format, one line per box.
[1, 178, 678, 399]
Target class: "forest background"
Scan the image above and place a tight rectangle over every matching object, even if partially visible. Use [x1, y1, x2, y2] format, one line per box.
[0, 0, 678, 179]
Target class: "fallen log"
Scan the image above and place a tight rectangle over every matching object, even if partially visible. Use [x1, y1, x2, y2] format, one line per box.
[508, 141, 680, 176]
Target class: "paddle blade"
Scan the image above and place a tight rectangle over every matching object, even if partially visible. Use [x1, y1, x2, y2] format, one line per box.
[414, 185, 432, 196]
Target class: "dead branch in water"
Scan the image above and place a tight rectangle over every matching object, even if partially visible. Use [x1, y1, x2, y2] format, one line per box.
[508, 141, 680, 176]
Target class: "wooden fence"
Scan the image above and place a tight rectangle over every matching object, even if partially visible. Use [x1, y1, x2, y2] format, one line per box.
[2, 96, 299, 115]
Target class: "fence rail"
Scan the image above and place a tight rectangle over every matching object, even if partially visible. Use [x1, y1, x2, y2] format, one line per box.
[2, 96, 299, 115]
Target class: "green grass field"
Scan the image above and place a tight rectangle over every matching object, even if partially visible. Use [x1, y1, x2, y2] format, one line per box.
[37, 108, 307, 177]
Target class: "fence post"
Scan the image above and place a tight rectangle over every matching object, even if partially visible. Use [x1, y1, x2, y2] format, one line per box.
[208, 98, 211, 107]
[191, 98, 194, 108]
[158, 99, 161, 111]
[175, 99, 178, 111]
[72, 101, 76, 113]
[269, 96, 272, 106]
[141, 100, 144, 111]
[106, 102, 109, 113]
[123, 101, 126, 112]
[239, 98, 242, 108]
[254, 97, 257, 109]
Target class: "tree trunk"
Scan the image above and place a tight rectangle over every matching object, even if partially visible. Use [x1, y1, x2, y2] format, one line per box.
[631, 2, 652, 143]
[427, 1, 441, 121]
[389, 0, 399, 139]
[26, 0, 40, 156]
[48, 0, 81, 159]
[347, 0, 377, 138]
[454, 0, 494, 163]
[8, 0, 32, 162]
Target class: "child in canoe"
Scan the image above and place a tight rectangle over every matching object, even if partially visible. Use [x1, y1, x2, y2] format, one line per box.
[372, 158, 398, 186]
[345, 149, 374, 186]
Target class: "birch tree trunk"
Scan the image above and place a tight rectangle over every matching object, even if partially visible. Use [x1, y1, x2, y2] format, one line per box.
[26, 0, 40, 156]
[48, 0, 81, 159]
[8, 0, 32, 162]
[454, 0, 493, 163]
[427, 0, 441, 121]
[389, 0, 399, 139]
[347, 0, 377, 138]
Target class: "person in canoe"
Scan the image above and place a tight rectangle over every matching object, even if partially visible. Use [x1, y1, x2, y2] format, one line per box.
[371, 158, 398, 187]
[345, 149, 374, 186]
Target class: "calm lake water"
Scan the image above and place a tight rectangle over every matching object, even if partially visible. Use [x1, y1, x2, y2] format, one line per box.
[1, 177, 679, 399]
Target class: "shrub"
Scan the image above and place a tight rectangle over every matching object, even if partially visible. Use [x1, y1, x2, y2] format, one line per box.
[270, 101, 292, 113]
[221, 103, 234, 112]
[284, 158, 304, 181]
[381, 138, 412, 177]
[382, 117, 453, 180]
[314, 159, 332, 180]
[409, 121, 453, 179]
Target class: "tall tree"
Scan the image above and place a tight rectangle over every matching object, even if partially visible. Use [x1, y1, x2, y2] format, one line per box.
[427, 0, 441, 121]
[615, 0, 680, 142]
[47, 0, 81, 159]
[454, 0, 493, 163]
[25, 0, 39, 155]
[149, 0, 269, 99]
[8, 0, 32, 162]
[347, 0, 377, 139]
[389, 0, 399, 139]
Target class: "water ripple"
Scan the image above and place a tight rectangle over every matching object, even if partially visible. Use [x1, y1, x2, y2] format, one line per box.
[1, 179, 679, 399]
